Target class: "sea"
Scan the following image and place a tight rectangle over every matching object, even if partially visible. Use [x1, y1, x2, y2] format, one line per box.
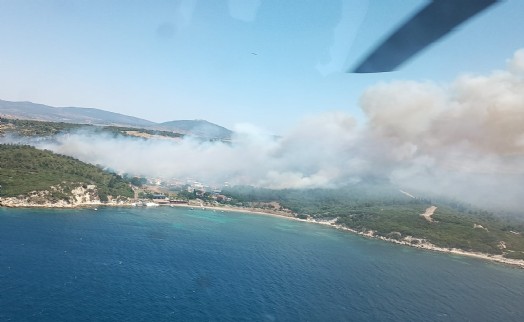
[1, 207, 524, 321]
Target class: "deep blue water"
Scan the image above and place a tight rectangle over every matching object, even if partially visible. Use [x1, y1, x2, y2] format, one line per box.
[1, 207, 524, 321]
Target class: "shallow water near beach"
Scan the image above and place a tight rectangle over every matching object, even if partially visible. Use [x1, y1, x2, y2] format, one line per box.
[1, 207, 524, 321]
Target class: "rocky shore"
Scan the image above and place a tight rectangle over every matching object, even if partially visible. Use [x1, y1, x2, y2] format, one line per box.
[297, 217, 524, 269]
[0, 185, 133, 208]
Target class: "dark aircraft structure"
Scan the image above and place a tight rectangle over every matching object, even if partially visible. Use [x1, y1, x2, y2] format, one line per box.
[351, 0, 501, 73]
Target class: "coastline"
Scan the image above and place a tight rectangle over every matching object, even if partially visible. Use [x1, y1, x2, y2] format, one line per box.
[2, 199, 524, 269]
[167, 203, 524, 269]
[316, 221, 524, 269]
[167, 202, 297, 219]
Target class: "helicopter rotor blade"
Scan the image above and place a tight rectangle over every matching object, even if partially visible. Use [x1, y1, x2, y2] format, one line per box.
[351, 0, 501, 73]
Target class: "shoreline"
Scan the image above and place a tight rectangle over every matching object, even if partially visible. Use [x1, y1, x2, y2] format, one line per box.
[2, 200, 524, 269]
[167, 203, 524, 269]
[167, 203, 297, 219]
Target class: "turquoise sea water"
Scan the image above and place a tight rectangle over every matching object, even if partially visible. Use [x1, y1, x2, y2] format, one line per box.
[1, 207, 524, 321]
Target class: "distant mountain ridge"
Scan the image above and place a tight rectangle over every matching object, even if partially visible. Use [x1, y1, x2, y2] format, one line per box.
[159, 120, 232, 139]
[0, 99, 233, 139]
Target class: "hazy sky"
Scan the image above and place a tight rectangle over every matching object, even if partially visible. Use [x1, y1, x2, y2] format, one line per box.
[1, 0, 523, 133]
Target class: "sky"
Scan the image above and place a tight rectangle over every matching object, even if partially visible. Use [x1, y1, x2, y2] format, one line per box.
[0, 0, 523, 133]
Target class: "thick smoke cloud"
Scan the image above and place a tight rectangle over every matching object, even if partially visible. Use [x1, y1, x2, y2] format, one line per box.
[359, 48, 524, 209]
[9, 49, 524, 211]
[37, 114, 363, 189]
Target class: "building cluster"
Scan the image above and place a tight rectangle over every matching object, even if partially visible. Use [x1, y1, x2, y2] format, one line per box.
[137, 177, 232, 205]
[186, 181, 232, 202]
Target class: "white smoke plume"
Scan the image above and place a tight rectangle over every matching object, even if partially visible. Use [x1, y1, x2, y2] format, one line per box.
[37, 114, 361, 189]
[358, 48, 524, 209]
[12, 49, 524, 210]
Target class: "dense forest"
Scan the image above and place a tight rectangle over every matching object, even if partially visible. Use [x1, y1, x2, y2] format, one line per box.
[221, 185, 524, 258]
[0, 144, 133, 201]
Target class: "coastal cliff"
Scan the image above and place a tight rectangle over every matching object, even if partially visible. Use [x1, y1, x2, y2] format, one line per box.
[0, 184, 132, 208]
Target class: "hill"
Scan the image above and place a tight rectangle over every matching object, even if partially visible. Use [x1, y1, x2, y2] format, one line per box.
[159, 120, 233, 139]
[0, 99, 233, 140]
[0, 99, 155, 128]
[0, 144, 134, 206]
[0, 118, 185, 140]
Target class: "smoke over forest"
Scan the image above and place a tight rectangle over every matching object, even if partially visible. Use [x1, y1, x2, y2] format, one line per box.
[7, 49, 524, 211]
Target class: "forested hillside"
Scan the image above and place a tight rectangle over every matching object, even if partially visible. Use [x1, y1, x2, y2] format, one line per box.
[0, 144, 133, 201]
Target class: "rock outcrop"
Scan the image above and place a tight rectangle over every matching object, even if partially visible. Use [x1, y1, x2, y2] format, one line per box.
[0, 183, 130, 208]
